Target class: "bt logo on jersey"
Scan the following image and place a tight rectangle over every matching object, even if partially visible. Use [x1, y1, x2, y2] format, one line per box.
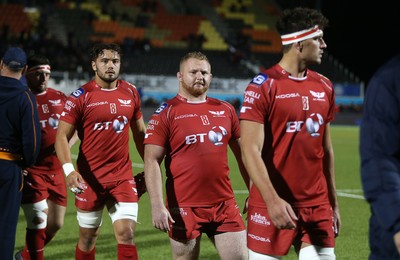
[286, 121, 304, 133]
[185, 126, 227, 146]
[185, 133, 207, 144]
[113, 116, 128, 133]
[48, 114, 60, 128]
[305, 113, 324, 137]
[286, 113, 324, 137]
[208, 126, 227, 146]
[93, 116, 128, 134]
[39, 114, 60, 129]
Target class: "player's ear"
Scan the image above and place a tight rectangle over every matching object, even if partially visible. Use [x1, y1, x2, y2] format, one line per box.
[177, 71, 182, 81]
[91, 61, 97, 71]
[296, 41, 303, 52]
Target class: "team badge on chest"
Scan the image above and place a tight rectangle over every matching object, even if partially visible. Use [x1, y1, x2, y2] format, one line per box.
[110, 103, 117, 114]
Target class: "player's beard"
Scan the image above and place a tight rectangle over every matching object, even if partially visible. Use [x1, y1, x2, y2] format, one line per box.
[98, 70, 119, 83]
[183, 80, 208, 97]
[32, 83, 47, 94]
[39, 82, 48, 92]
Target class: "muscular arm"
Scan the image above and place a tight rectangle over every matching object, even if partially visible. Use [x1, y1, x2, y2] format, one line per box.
[55, 121, 76, 165]
[240, 120, 297, 229]
[130, 116, 146, 160]
[68, 130, 80, 148]
[144, 144, 174, 231]
[322, 123, 340, 236]
[55, 120, 84, 191]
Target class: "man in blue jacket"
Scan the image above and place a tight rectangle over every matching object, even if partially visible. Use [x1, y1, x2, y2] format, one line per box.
[360, 53, 400, 259]
[0, 47, 41, 259]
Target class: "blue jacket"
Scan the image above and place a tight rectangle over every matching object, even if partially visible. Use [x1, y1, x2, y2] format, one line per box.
[0, 75, 41, 168]
[360, 54, 400, 235]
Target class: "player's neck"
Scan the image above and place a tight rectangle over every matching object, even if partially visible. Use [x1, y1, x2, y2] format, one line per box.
[95, 79, 118, 90]
[278, 56, 307, 78]
[177, 92, 206, 103]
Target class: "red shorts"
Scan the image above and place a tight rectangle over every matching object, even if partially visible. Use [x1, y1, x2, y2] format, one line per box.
[247, 204, 335, 256]
[75, 177, 138, 211]
[168, 198, 245, 241]
[21, 170, 67, 207]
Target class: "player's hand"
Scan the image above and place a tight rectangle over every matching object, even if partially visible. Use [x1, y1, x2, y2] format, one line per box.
[266, 197, 297, 230]
[151, 204, 175, 232]
[66, 171, 85, 194]
[333, 206, 341, 237]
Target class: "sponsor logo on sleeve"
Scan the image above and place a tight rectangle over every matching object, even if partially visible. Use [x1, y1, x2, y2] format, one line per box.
[72, 88, 84, 98]
[155, 103, 167, 114]
[250, 73, 268, 85]
[146, 119, 159, 131]
[243, 90, 261, 104]
[64, 100, 76, 112]
[240, 106, 252, 113]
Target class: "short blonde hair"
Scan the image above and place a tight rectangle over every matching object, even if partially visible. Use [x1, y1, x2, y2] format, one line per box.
[179, 51, 210, 71]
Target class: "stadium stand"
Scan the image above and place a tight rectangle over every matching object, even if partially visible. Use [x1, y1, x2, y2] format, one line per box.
[0, 0, 363, 115]
[0, 1, 356, 79]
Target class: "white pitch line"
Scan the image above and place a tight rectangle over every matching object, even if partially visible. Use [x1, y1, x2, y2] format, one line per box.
[132, 162, 144, 168]
[234, 190, 250, 194]
[337, 192, 365, 200]
[337, 189, 363, 193]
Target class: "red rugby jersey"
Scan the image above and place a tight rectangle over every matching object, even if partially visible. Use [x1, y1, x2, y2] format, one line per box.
[60, 80, 143, 183]
[239, 64, 336, 207]
[28, 88, 67, 174]
[144, 94, 240, 207]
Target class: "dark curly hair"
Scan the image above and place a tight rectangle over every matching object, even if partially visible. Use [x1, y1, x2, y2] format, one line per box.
[89, 43, 121, 61]
[276, 7, 329, 36]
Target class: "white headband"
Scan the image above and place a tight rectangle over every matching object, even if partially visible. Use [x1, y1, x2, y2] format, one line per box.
[281, 26, 323, 45]
[26, 64, 51, 74]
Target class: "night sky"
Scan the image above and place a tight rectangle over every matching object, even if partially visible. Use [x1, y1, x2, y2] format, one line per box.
[276, 0, 400, 84]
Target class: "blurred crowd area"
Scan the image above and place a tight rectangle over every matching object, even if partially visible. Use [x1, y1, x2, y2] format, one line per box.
[0, 0, 279, 77]
[0, 0, 363, 114]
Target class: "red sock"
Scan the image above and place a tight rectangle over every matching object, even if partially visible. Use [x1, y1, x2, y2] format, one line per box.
[118, 244, 138, 260]
[75, 244, 95, 260]
[21, 246, 29, 260]
[23, 228, 46, 260]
